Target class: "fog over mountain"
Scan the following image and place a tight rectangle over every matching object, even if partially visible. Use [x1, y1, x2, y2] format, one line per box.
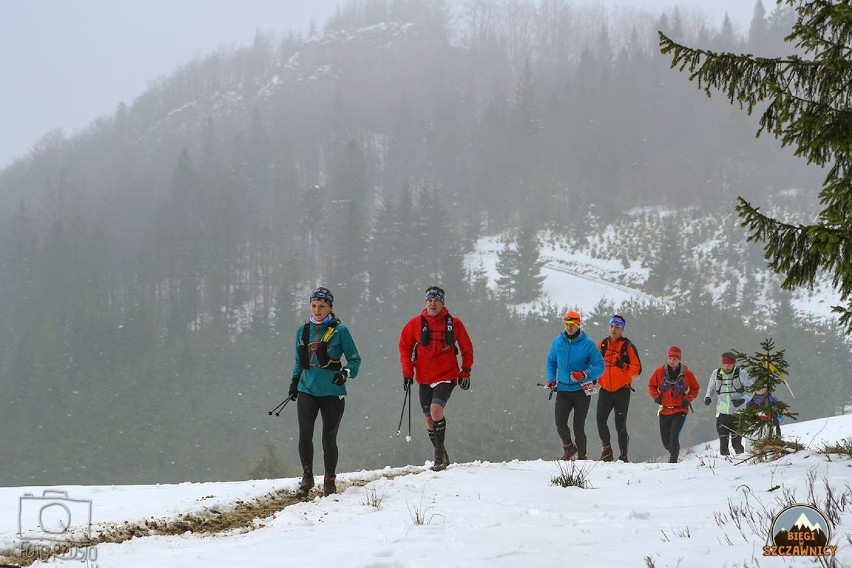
[1, 0, 758, 169]
[0, 0, 844, 487]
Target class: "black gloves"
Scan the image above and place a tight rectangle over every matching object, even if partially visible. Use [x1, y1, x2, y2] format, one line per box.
[288, 377, 300, 400]
[653, 396, 662, 405]
[735, 386, 745, 394]
[616, 360, 627, 370]
[682, 400, 691, 408]
[733, 398, 745, 408]
[458, 368, 471, 390]
[403, 377, 414, 391]
[332, 369, 349, 385]
[704, 396, 712, 406]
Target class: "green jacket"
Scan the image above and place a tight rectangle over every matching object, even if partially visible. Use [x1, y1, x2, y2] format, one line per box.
[291, 317, 361, 397]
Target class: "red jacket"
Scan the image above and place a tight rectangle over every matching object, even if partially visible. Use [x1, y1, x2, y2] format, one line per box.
[597, 336, 641, 392]
[399, 307, 474, 385]
[648, 363, 700, 416]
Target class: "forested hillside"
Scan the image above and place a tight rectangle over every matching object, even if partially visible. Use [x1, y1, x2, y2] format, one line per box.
[0, 0, 845, 485]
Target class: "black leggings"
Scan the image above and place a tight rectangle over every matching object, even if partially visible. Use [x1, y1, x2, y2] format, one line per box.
[716, 413, 744, 454]
[596, 387, 631, 453]
[554, 390, 591, 456]
[659, 413, 687, 461]
[297, 393, 345, 476]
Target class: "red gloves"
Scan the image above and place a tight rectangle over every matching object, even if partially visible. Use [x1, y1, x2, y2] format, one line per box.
[570, 371, 587, 381]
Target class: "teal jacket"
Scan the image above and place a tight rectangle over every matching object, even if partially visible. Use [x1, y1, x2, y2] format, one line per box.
[291, 317, 361, 397]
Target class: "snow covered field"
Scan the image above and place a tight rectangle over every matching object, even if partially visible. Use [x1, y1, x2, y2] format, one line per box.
[1, 415, 850, 567]
[469, 229, 844, 321]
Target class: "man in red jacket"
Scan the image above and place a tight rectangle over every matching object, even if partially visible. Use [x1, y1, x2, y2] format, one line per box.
[647, 345, 700, 463]
[399, 286, 474, 471]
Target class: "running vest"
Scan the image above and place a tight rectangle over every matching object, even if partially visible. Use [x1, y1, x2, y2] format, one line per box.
[714, 367, 742, 394]
[298, 320, 342, 371]
[599, 336, 642, 375]
[419, 313, 457, 352]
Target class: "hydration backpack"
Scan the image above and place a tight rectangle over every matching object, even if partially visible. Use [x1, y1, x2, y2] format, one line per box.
[297, 320, 342, 371]
[419, 313, 457, 353]
[714, 367, 742, 394]
[600, 336, 642, 375]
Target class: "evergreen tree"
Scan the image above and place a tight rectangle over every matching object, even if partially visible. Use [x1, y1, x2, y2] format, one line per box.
[660, 1, 852, 333]
[494, 221, 545, 303]
[733, 339, 798, 442]
[513, 222, 547, 303]
[368, 198, 398, 305]
[494, 234, 520, 302]
[249, 441, 295, 479]
[748, 0, 771, 52]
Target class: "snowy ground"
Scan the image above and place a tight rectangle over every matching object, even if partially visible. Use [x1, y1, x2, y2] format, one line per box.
[1, 415, 850, 567]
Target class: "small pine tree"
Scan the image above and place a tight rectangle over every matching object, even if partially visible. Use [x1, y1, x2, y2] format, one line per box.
[733, 339, 798, 443]
[513, 223, 546, 303]
[495, 234, 520, 302]
[249, 441, 293, 479]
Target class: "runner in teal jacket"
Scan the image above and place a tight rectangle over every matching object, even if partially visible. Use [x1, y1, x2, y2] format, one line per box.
[289, 287, 361, 498]
[291, 317, 361, 397]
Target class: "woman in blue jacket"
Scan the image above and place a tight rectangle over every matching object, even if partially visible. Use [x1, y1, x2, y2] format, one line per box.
[289, 287, 361, 497]
[546, 310, 605, 460]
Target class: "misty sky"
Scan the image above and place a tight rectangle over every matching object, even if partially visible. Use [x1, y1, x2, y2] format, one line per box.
[1, 0, 762, 169]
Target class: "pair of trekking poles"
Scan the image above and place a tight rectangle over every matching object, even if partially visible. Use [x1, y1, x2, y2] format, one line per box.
[267, 395, 295, 417]
[267, 385, 414, 441]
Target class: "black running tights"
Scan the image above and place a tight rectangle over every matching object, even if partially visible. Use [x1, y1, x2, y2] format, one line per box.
[297, 393, 345, 476]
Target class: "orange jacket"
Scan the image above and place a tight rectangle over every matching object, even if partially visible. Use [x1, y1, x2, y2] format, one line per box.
[597, 336, 641, 392]
[648, 363, 700, 416]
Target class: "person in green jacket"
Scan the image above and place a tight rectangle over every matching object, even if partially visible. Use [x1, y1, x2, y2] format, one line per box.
[289, 287, 361, 497]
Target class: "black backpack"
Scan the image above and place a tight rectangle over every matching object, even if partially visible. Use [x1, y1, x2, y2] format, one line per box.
[297, 320, 342, 371]
[419, 313, 457, 353]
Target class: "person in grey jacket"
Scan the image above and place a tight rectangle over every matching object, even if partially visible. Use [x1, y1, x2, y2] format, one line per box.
[703, 352, 750, 456]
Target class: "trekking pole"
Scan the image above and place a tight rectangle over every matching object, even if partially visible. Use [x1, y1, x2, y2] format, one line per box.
[396, 387, 411, 441]
[536, 383, 555, 400]
[268, 396, 294, 417]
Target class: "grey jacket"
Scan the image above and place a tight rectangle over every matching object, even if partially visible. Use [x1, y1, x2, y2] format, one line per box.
[703, 366, 750, 415]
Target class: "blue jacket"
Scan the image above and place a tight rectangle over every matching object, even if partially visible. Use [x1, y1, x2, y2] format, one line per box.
[291, 318, 361, 397]
[546, 329, 605, 392]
